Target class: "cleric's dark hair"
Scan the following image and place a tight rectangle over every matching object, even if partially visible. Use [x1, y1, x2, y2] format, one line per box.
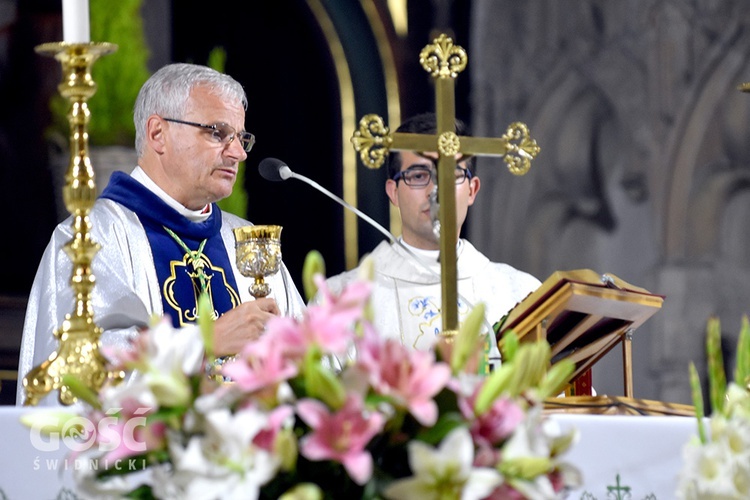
[384, 112, 476, 180]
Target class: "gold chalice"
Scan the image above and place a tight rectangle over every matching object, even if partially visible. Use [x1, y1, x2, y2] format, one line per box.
[234, 225, 283, 298]
[209, 225, 283, 383]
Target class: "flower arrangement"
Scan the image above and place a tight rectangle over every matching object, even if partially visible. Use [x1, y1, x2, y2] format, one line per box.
[677, 316, 750, 499]
[24, 252, 581, 499]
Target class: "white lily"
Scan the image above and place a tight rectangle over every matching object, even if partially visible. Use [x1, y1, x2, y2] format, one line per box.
[677, 439, 740, 499]
[154, 407, 279, 500]
[71, 448, 145, 500]
[147, 320, 205, 376]
[117, 320, 205, 409]
[99, 376, 158, 411]
[498, 407, 579, 499]
[384, 427, 502, 500]
[73, 466, 134, 500]
[725, 383, 750, 420]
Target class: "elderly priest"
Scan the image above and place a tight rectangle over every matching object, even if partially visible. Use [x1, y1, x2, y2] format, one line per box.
[17, 63, 305, 406]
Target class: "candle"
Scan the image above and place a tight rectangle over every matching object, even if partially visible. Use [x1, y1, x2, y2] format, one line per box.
[62, 0, 90, 43]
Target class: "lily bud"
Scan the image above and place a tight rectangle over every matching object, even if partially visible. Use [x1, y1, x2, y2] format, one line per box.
[475, 364, 513, 415]
[451, 302, 485, 375]
[303, 351, 346, 409]
[148, 371, 192, 408]
[275, 427, 299, 472]
[302, 250, 326, 302]
[61, 374, 102, 409]
[538, 359, 575, 400]
[499, 456, 552, 480]
[279, 483, 324, 500]
[20, 410, 85, 438]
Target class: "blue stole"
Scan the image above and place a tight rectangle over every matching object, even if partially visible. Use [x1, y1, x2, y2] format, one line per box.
[101, 172, 241, 327]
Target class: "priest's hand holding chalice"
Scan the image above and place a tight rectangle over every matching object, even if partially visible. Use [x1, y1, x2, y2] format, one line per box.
[208, 225, 284, 382]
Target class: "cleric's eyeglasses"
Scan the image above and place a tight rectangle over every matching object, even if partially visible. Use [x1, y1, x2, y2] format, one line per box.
[163, 117, 256, 152]
[392, 165, 473, 187]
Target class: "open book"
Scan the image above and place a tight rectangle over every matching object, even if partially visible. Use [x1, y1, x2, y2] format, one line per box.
[494, 269, 664, 398]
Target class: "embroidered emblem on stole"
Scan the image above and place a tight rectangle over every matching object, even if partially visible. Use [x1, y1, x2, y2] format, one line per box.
[408, 295, 471, 342]
[163, 253, 240, 326]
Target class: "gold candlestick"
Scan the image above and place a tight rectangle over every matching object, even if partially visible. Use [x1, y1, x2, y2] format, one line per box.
[23, 42, 122, 406]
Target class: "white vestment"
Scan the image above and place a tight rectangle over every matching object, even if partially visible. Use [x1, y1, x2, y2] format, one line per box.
[325, 239, 540, 353]
[17, 182, 305, 406]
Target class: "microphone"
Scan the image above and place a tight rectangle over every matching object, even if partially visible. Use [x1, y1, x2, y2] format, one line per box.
[429, 185, 441, 240]
[259, 157, 405, 252]
[258, 157, 501, 366]
[259, 158, 293, 181]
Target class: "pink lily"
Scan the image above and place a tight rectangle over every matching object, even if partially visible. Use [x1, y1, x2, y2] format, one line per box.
[355, 333, 451, 426]
[275, 277, 372, 358]
[83, 406, 166, 463]
[313, 275, 372, 324]
[296, 395, 384, 485]
[268, 309, 352, 361]
[253, 405, 294, 452]
[458, 385, 525, 448]
[222, 334, 298, 393]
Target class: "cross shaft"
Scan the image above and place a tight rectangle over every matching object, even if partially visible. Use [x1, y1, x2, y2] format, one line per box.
[351, 34, 540, 335]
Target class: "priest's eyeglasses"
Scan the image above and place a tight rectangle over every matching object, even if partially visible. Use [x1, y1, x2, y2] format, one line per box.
[163, 118, 256, 152]
[392, 165, 473, 187]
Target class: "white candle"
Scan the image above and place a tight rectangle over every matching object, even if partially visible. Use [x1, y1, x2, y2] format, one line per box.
[62, 0, 90, 43]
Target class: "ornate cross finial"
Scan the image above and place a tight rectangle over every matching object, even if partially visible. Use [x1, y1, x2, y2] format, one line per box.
[351, 34, 540, 333]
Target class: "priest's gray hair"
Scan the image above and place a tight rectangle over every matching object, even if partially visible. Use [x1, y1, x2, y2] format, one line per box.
[133, 63, 248, 157]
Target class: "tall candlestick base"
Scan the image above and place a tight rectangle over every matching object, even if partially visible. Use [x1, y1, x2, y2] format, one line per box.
[23, 41, 122, 406]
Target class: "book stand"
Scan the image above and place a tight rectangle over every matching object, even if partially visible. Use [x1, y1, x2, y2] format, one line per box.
[496, 270, 692, 415]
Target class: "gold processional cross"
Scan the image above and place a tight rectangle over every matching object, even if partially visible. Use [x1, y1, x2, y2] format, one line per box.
[351, 34, 540, 335]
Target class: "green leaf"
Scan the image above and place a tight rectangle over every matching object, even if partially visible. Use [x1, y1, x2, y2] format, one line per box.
[216, 161, 248, 217]
[148, 405, 189, 431]
[689, 362, 706, 444]
[476, 331, 524, 412]
[414, 413, 464, 445]
[206, 46, 227, 73]
[735, 315, 750, 390]
[123, 484, 158, 499]
[87, 0, 150, 146]
[706, 316, 726, 415]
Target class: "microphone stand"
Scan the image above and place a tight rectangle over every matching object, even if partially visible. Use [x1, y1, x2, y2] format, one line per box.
[269, 163, 502, 367]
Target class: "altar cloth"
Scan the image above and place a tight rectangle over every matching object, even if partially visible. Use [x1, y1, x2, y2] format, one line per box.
[551, 413, 696, 498]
